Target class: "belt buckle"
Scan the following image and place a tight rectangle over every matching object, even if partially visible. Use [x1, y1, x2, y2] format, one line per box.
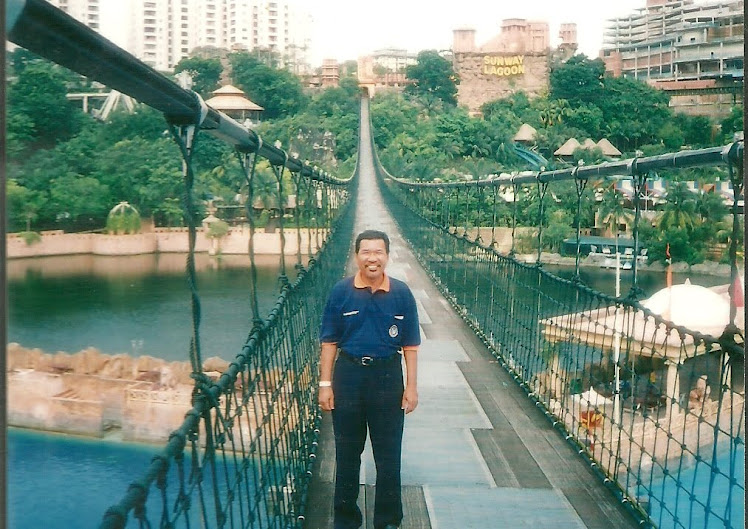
[360, 356, 373, 366]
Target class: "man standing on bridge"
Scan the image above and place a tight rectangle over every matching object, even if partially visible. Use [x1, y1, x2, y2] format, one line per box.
[318, 229, 420, 529]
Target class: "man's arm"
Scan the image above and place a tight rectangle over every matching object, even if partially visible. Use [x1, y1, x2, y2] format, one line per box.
[402, 346, 418, 414]
[318, 342, 337, 411]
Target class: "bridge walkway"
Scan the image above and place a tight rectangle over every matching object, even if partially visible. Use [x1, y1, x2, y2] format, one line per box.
[302, 102, 640, 529]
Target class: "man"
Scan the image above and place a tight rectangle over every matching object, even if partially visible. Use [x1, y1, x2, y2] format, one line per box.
[319, 229, 420, 529]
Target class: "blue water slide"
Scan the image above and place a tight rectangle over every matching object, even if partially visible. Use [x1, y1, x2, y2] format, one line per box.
[511, 143, 551, 170]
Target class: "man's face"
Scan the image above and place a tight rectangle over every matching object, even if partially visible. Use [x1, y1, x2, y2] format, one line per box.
[356, 238, 389, 284]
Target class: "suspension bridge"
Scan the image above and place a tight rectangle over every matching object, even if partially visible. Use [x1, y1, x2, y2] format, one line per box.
[6, 1, 745, 528]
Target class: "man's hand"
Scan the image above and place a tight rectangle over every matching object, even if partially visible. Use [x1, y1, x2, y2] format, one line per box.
[402, 386, 418, 414]
[319, 386, 335, 411]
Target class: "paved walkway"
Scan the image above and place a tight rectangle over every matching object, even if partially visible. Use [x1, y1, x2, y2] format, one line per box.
[302, 100, 640, 529]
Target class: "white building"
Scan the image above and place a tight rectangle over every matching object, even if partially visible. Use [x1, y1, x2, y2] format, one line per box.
[47, 0, 312, 73]
[46, 0, 102, 31]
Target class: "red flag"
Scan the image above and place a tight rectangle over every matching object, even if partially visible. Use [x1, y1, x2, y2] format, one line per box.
[665, 243, 671, 260]
[732, 274, 744, 309]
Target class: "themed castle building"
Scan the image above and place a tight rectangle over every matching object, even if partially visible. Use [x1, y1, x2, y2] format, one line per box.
[452, 20, 577, 116]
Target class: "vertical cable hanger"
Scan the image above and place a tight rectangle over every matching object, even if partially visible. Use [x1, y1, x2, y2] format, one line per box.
[236, 144, 264, 330]
[168, 118, 204, 380]
[572, 167, 587, 281]
[627, 159, 646, 301]
[510, 181, 519, 256]
[272, 148, 290, 288]
[536, 180, 549, 266]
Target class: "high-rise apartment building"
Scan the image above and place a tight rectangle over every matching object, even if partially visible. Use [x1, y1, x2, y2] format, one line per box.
[47, 0, 101, 31]
[47, 0, 312, 73]
[600, 0, 743, 83]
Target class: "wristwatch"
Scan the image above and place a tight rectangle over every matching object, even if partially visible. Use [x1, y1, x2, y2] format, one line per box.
[319, 381, 332, 387]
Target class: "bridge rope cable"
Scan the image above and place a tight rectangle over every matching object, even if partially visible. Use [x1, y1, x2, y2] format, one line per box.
[373, 102, 744, 528]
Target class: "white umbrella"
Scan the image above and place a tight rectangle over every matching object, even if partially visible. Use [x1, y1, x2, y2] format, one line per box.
[572, 387, 613, 409]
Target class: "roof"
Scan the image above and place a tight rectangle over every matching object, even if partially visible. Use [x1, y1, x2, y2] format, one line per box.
[513, 123, 537, 142]
[542, 279, 745, 356]
[554, 137, 581, 156]
[581, 138, 597, 149]
[205, 84, 264, 112]
[596, 138, 622, 156]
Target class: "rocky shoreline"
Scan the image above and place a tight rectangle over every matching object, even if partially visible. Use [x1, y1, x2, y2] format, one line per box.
[6, 343, 231, 443]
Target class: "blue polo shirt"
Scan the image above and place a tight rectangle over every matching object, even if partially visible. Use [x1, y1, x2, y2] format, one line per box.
[320, 273, 421, 358]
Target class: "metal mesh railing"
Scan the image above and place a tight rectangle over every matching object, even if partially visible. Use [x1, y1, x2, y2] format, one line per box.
[100, 192, 355, 528]
[6, 2, 360, 527]
[374, 127, 745, 528]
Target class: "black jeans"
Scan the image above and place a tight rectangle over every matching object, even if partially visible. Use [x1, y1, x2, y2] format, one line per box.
[332, 355, 404, 529]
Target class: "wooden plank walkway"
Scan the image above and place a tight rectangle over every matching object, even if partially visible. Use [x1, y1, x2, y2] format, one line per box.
[302, 98, 641, 529]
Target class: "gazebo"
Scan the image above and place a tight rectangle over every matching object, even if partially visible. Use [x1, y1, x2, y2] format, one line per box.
[596, 138, 622, 158]
[205, 85, 264, 125]
[553, 137, 581, 157]
[540, 280, 744, 417]
[513, 123, 537, 144]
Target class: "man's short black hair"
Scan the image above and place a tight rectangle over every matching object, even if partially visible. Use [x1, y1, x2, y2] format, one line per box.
[355, 230, 390, 253]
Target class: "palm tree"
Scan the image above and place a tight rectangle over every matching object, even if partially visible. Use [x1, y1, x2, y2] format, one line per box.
[598, 187, 633, 236]
[659, 181, 699, 231]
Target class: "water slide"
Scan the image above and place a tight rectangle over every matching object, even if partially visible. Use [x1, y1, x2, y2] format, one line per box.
[510, 143, 551, 171]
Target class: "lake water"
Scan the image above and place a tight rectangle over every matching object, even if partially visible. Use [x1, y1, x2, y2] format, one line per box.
[6, 254, 738, 528]
[7, 253, 303, 361]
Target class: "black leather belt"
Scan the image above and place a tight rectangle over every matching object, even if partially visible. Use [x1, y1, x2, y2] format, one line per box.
[338, 349, 401, 367]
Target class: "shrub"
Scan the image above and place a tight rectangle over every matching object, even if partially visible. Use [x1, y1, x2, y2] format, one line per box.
[19, 231, 41, 246]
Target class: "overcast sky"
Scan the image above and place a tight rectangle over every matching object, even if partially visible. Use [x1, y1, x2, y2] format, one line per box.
[303, 0, 650, 65]
[100, 1, 666, 67]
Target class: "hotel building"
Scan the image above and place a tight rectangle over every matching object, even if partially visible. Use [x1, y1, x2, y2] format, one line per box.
[600, 0, 743, 116]
[451, 19, 577, 115]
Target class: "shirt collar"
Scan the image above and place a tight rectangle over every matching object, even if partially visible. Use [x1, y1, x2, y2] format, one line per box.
[354, 271, 390, 293]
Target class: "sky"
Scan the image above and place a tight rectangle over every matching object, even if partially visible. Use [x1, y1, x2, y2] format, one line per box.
[99, 0, 659, 68]
[303, 0, 649, 65]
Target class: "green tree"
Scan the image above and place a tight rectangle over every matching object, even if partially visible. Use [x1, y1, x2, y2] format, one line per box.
[658, 122, 686, 150]
[6, 180, 47, 232]
[564, 104, 604, 138]
[93, 137, 182, 217]
[549, 55, 605, 107]
[720, 106, 743, 141]
[598, 187, 633, 236]
[7, 61, 82, 149]
[598, 76, 671, 151]
[173, 56, 223, 98]
[49, 174, 111, 223]
[659, 181, 699, 232]
[404, 50, 459, 111]
[673, 113, 713, 147]
[229, 52, 307, 118]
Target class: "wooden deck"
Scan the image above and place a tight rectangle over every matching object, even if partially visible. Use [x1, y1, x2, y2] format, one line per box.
[302, 99, 642, 529]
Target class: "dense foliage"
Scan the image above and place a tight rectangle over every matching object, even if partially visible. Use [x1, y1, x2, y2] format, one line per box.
[6, 48, 742, 264]
[6, 52, 357, 232]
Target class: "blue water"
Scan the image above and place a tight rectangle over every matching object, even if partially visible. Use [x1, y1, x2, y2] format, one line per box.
[8, 428, 161, 528]
[646, 444, 745, 529]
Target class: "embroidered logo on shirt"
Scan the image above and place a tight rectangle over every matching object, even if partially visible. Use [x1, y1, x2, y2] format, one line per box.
[389, 325, 399, 337]
[343, 310, 359, 316]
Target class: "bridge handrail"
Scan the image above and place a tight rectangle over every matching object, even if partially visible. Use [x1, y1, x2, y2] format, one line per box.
[383, 143, 743, 188]
[7, 0, 351, 186]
